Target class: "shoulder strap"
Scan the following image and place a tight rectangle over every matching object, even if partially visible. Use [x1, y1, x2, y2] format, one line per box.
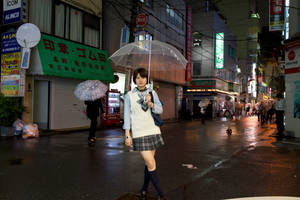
[149, 91, 154, 103]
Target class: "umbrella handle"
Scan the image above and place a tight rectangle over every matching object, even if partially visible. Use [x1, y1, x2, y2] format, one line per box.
[147, 41, 151, 84]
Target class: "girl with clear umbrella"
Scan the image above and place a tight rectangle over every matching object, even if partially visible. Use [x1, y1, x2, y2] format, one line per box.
[123, 68, 166, 200]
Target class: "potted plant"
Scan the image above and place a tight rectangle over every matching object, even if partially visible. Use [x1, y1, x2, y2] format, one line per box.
[0, 94, 25, 136]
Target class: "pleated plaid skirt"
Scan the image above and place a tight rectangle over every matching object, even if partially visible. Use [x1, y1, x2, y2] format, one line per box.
[132, 134, 164, 151]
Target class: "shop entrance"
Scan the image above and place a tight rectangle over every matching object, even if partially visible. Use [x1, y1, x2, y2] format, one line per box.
[33, 80, 50, 129]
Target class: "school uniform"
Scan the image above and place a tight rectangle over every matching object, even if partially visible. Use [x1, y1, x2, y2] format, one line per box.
[123, 87, 164, 151]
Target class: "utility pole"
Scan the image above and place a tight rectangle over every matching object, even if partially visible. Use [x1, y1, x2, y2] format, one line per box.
[129, 0, 138, 42]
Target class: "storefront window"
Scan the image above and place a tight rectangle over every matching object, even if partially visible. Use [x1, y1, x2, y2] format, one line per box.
[54, 2, 99, 47]
[166, 4, 183, 30]
[30, 0, 52, 34]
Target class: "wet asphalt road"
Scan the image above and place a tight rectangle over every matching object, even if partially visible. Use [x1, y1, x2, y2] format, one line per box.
[1, 117, 300, 200]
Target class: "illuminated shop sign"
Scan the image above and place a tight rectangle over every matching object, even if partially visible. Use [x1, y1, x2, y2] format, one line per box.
[215, 33, 224, 69]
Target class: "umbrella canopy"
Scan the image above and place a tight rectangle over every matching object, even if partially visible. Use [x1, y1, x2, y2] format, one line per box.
[198, 98, 210, 108]
[109, 40, 187, 82]
[74, 80, 107, 101]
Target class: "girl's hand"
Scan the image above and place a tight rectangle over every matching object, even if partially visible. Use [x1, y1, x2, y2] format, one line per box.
[145, 94, 154, 108]
[145, 94, 151, 103]
[125, 136, 132, 147]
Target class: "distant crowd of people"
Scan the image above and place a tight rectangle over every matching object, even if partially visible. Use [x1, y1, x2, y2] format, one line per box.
[191, 93, 286, 138]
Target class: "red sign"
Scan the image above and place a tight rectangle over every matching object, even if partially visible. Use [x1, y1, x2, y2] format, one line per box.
[270, 0, 285, 15]
[136, 13, 148, 27]
[185, 5, 192, 82]
[288, 50, 296, 60]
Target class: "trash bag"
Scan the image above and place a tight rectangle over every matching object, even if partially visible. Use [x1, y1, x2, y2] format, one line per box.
[22, 124, 39, 139]
[13, 119, 25, 136]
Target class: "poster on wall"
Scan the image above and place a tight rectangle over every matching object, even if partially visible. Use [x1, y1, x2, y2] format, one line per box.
[1, 75, 20, 96]
[1, 32, 23, 97]
[1, 52, 21, 75]
[294, 81, 300, 118]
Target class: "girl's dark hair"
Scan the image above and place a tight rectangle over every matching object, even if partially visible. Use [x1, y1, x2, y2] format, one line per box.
[133, 68, 148, 84]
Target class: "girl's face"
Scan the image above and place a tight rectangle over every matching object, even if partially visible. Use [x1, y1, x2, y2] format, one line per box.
[135, 73, 147, 88]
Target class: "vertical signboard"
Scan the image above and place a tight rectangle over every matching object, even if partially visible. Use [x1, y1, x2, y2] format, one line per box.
[269, 0, 285, 31]
[1, 32, 22, 96]
[215, 33, 224, 69]
[185, 5, 192, 82]
[294, 81, 300, 118]
[3, 0, 22, 24]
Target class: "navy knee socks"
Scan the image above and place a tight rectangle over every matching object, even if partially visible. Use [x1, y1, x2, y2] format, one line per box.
[141, 165, 150, 192]
[148, 169, 164, 197]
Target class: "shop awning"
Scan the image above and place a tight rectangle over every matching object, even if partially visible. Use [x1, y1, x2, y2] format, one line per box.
[34, 33, 115, 82]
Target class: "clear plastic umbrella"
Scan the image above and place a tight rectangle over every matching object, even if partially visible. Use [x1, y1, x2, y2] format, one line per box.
[74, 80, 107, 101]
[109, 40, 187, 83]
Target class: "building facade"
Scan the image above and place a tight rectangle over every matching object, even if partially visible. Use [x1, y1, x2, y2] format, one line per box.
[284, 0, 300, 138]
[103, 0, 187, 120]
[1, 0, 114, 130]
[184, 1, 239, 119]
[214, 0, 260, 104]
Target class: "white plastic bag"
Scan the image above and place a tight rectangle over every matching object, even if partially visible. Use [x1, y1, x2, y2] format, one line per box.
[22, 123, 39, 139]
[13, 119, 25, 136]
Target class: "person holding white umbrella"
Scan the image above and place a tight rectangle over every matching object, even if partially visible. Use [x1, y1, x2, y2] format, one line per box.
[84, 98, 104, 145]
[74, 80, 107, 145]
[123, 68, 166, 200]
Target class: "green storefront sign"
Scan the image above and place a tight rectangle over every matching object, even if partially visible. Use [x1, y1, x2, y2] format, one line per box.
[191, 80, 216, 88]
[37, 34, 115, 82]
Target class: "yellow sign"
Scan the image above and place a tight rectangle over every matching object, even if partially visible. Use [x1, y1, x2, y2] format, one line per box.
[1, 52, 21, 75]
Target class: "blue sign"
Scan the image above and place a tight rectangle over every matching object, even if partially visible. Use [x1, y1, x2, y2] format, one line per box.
[3, 8, 21, 24]
[294, 81, 300, 118]
[1, 32, 21, 54]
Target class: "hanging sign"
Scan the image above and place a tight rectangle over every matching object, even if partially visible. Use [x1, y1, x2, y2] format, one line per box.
[136, 13, 148, 27]
[269, 0, 285, 31]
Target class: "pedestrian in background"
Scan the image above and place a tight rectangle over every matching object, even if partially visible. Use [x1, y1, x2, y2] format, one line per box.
[198, 100, 206, 124]
[275, 93, 285, 138]
[224, 96, 234, 134]
[123, 68, 166, 200]
[85, 98, 104, 144]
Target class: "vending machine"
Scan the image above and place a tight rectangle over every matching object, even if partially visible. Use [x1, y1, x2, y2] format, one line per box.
[102, 89, 121, 126]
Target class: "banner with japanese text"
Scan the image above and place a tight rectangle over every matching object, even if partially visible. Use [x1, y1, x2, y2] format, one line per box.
[1, 32, 22, 97]
[1, 52, 21, 75]
[37, 34, 115, 82]
[185, 5, 192, 82]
